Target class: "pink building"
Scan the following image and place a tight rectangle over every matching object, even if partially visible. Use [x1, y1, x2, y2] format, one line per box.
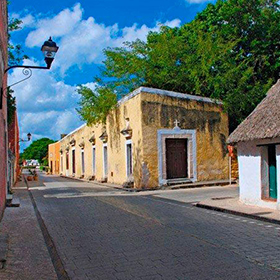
[0, 0, 8, 220]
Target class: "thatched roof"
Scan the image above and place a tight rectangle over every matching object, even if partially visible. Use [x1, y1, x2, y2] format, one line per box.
[228, 79, 280, 144]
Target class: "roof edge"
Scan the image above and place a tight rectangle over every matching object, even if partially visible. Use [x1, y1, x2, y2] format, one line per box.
[118, 86, 223, 106]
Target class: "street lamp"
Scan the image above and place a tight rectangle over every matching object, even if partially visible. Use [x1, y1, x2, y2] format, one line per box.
[19, 133, 32, 142]
[0, 37, 59, 109]
[5, 37, 59, 73]
[41, 37, 59, 69]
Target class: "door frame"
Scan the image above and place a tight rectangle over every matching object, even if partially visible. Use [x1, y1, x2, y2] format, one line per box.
[125, 139, 133, 179]
[103, 143, 108, 179]
[268, 145, 277, 199]
[71, 147, 76, 175]
[157, 129, 197, 186]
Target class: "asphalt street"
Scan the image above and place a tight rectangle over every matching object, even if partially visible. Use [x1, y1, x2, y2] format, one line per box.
[29, 174, 280, 280]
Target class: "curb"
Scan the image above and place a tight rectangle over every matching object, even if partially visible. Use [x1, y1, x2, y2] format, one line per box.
[196, 203, 280, 225]
[23, 175, 70, 280]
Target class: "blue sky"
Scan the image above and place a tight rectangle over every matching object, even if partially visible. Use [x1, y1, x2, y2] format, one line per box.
[8, 0, 213, 150]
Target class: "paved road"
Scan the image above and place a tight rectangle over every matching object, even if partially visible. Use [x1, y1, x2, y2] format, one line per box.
[30, 174, 280, 280]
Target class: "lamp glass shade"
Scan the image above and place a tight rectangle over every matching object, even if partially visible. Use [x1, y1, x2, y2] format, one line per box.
[41, 37, 59, 60]
[27, 133, 32, 141]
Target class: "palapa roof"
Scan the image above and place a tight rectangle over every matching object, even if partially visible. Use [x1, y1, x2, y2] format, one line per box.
[228, 79, 280, 144]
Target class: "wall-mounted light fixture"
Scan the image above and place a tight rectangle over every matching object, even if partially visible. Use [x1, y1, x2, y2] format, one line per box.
[0, 37, 59, 109]
[19, 132, 32, 143]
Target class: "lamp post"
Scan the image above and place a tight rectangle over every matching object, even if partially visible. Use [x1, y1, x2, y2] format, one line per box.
[0, 37, 59, 109]
[4, 37, 59, 73]
[19, 133, 32, 143]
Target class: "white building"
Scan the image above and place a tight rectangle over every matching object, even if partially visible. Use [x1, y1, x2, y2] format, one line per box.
[228, 80, 280, 210]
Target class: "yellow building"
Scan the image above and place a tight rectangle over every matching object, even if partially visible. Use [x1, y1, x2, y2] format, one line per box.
[49, 87, 229, 189]
[48, 141, 61, 175]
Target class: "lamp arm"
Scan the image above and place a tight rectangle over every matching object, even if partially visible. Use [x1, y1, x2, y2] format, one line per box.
[5, 64, 50, 74]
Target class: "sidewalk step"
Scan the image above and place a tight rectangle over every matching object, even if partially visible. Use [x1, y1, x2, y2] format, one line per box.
[6, 198, 20, 208]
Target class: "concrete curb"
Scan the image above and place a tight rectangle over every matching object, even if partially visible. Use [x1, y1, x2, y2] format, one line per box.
[23, 175, 70, 280]
[196, 203, 280, 225]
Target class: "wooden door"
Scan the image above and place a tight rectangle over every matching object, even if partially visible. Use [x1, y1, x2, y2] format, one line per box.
[166, 139, 188, 179]
[268, 145, 277, 199]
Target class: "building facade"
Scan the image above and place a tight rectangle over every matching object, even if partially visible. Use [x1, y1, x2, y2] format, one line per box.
[48, 141, 61, 175]
[8, 111, 20, 191]
[51, 87, 229, 189]
[0, 0, 8, 218]
[228, 80, 280, 210]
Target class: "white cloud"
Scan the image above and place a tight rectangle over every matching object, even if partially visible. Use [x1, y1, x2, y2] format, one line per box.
[9, 59, 84, 142]
[10, 12, 35, 29]
[25, 3, 83, 47]
[11, 3, 181, 148]
[24, 3, 181, 74]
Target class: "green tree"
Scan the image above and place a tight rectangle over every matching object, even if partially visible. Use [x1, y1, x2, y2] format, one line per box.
[7, 88, 16, 125]
[21, 138, 55, 163]
[78, 0, 280, 131]
[76, 85, 117, 125]
[8, 15, 28, 65]
[6, 4, 28, 126]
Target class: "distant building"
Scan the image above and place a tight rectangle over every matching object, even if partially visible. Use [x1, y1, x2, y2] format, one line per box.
[228, 80, 280, 209]
[49, 142, 60, 175]
[50, 87, 229, 189]
[23, 159, 40, 167]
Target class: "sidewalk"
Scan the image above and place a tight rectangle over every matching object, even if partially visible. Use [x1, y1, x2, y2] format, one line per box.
[0, 179, 57, 280]
[196, 196, 280, 225]
[61, 174, 234, 192]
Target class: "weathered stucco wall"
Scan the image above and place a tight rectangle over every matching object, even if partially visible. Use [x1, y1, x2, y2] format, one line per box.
[59, 94, 144, 187]
[55, 87, 229, 189]
[140, 92, 229, 188]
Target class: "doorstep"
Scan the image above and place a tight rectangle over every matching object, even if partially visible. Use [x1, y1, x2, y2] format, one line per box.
[196, 197, 280, 225]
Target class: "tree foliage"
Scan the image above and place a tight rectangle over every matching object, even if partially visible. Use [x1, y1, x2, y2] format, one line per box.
[77, 86, 117, 125]
[78, 0, 280, 131]
[8, 15, 28, 65]
[6, 4, 28, 126]
[21, 138, 55, 163]
[7, 88, 16, 125]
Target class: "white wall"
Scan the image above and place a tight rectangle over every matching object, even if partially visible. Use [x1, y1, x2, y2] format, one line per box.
[237, 138, 280, 210]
